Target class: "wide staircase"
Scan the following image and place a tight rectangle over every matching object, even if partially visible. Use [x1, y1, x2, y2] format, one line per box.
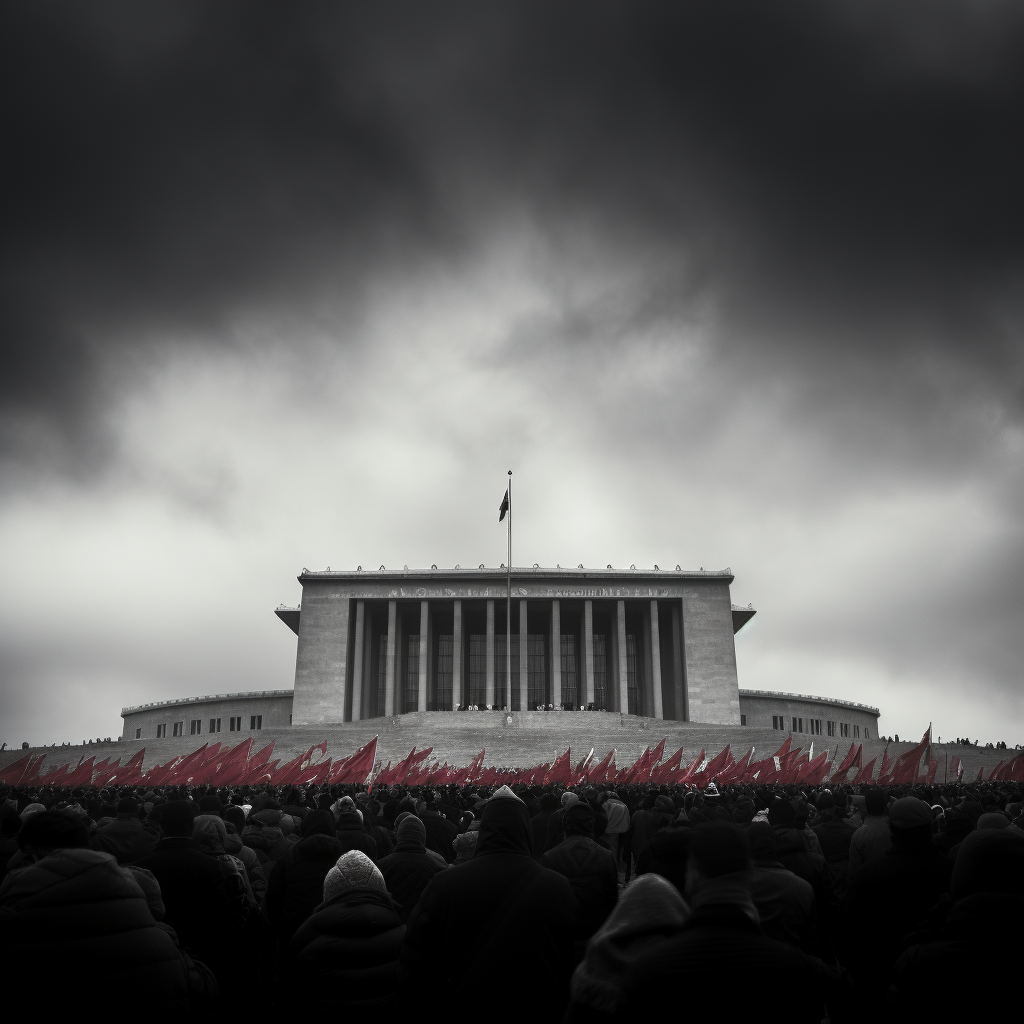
[0, 711, 1006, 783]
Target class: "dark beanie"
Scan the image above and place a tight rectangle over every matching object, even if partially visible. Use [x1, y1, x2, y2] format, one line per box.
[198, 795, 223, 816]
[116, 797, 139, 815]
[563, 803, 595, 838]
[302, 809, 338, 838]
[767, 798, 797, 828]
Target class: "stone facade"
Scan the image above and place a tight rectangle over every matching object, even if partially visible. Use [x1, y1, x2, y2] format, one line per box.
[738, 689, 879, 742]
[283, 566, 751, 727]
[121, 691, 293, 742]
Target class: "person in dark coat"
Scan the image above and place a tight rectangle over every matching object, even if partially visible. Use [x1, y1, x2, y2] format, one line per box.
[532, 792, 559, 860]
[421, 793, 458, 862]
[810, 792, 856, 894]
[139, 800, 250, 973]
[400, 786, 576, 1023]
[378, 815, 446, 922]
[1, 811, 190, 1018]
[291, 850, 405, 1011]
[842, 797, 952, 1003]
[335, 807, 378, 861]
[629, 794, 676, 864]
[543, 791, 580, 854]
[611, 823, 842, 1024]
[542, 803, 617, 953]
[634, 817, 691, 896]
[746, 822, 818, 955]
[266, 810, 344, 947]
[91, 797, 159, 864]
[243, 808, 294, 871]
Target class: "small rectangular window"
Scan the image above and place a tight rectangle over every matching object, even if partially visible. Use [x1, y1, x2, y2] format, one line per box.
[209, 718, 221, 733]
[189, 719, 201, 735]
[135, 728, 141, 739]
[250, 715, 262, 730]
[172, 722, 183, 737]
[864, 728, 870, 739]
[740, 714, 746, 726]
[229, 716, 242, 732]
[156, 724, 166, 738]
[854, 724, 860, 738]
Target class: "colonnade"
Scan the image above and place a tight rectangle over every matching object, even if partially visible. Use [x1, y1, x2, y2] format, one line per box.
[346, 596, 687, 722]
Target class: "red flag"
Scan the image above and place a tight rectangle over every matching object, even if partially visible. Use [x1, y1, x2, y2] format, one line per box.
[677, 749, 706, 784]
[332, 737, 378, 785]
[651, 747, 684, 784]
[690, 745, 733, 787]
[831, 743, 861, 779]
[852, 757, 877, 784]
[64, 756, 95, 788]
[926, 759, 939, 784]
[207, 738, 255, 786]
[623, 747, 652, 784]
[587, 749, 616, 783]
[116, 748, 147, 785]
[163, 743, 210, 785]
[93, 758, 122, 786]
[796, 751, 831, 785]
[0, 754, 32, 785]
[544, 748, 573, 786]
[651, 738, 667, 764]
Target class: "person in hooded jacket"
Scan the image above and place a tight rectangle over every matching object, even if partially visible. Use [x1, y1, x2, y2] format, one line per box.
[746, 822, 818, 955]
[291, 850, 405, 1010]
[90, 796, 159, 864]
[421, 792, 458, 862]
[629, 793, 676, 864]
[532, 792, 559, 860]
[542, 802, 617, 954]
[266, 809, 344, 948]
[565, 873, 689, 1022]
[634, 815, 691, 896]
[243, 806, 295, 871]
[335, 804, 378, 861]
[378, 815, 446, 922]
[400, 786, 576, 1024]
[543, 791, 580, 855]
[0, 811, 190, 1018]
[811, 791, 856, 894]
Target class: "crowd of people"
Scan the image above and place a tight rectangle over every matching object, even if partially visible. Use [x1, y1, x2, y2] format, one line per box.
[1, 776, 1021, 1021]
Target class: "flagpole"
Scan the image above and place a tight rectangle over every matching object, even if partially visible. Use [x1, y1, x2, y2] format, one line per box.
[506, 470, 512, 713]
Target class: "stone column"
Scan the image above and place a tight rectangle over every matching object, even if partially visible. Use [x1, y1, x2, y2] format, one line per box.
[672, 602, 685, 721]
[616, 599, 629, 715]
[519, 598, 529, 710]
[551, 599, 561, 708]
[351, 600, 365, 722]
[418, 600, 429, 713]
[452, 599, 463, 708]
[583, 599, 595, 706]
[650, 599, 664, 719]
[384, 600, 397, 717]
[486, 599, 496, 707]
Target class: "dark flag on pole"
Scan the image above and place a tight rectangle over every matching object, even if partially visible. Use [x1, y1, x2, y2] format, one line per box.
[498, 489, 509, 522]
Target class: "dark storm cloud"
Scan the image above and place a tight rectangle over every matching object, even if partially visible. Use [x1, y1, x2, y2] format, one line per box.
[2, 0, 1023, 472]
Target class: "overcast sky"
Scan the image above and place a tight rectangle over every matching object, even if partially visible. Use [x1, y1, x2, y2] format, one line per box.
[2, 1, 1022, 748]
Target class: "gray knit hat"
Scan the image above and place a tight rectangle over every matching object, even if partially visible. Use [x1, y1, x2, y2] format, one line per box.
[396, 814, 427, 848]
[323, 850, 387, 902]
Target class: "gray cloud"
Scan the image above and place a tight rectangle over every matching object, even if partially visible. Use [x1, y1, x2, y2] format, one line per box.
[1, 1, 1023, 745]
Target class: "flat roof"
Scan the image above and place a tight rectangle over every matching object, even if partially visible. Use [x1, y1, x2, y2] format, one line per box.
[738, 689, 880, 716]
[298, 565, 735, 583]
[122, 689, 293, 717]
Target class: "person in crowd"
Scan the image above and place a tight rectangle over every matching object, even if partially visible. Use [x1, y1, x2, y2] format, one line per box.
[334, 800, 378, 860]
[792, 798, 824, 855]
[811, 791, 856, 893]
[601, 789, 631, 876]
[542, 802, 618, 955]
[746, 822, 818, 955]
[400, 786, 576, 1022]
[91, 796, 159, 864]
[266, 809, 343, 948]
[420, 791, 458, 862]
[358, 795, 396, 859]
[544, 790, 580, 854]
[193, 813, 258, 907]
[842, 796, 951, 1003]
[222, 803, 267, 905]
[290, 850, 405, 1011]
[243, 803, 294, 871]
[629, 793, 676, 867]
[612, 823, 840, 1021]
[566, 873, 689, 1022]
[452, 829, 478, 864]
[1, 811, 191, 1016]
[848, 788, 892, 873]
[891, 825, 1024, 1014]
[140, 799, 251, 983]
[0, 813, 21, 885]
[634, 812, 691, 895]
[377, 814, 446, 921]
[532, 791, 559, 859]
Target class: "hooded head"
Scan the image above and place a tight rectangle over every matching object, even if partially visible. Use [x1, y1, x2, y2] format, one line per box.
[452, 830, 478, 864]
[563, 803, 596, 838]
[654, 795, 675, 815]
[561, 791, 579, 809]
[395, 814, 427, 851]
[950, 829, 1024, 901]
[477, 793, 533, 857]
[192, 813, 229, 854]
[301, 809, 338, 839]
[767, 798, 797, 829]
[322, 850, 387, 902]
